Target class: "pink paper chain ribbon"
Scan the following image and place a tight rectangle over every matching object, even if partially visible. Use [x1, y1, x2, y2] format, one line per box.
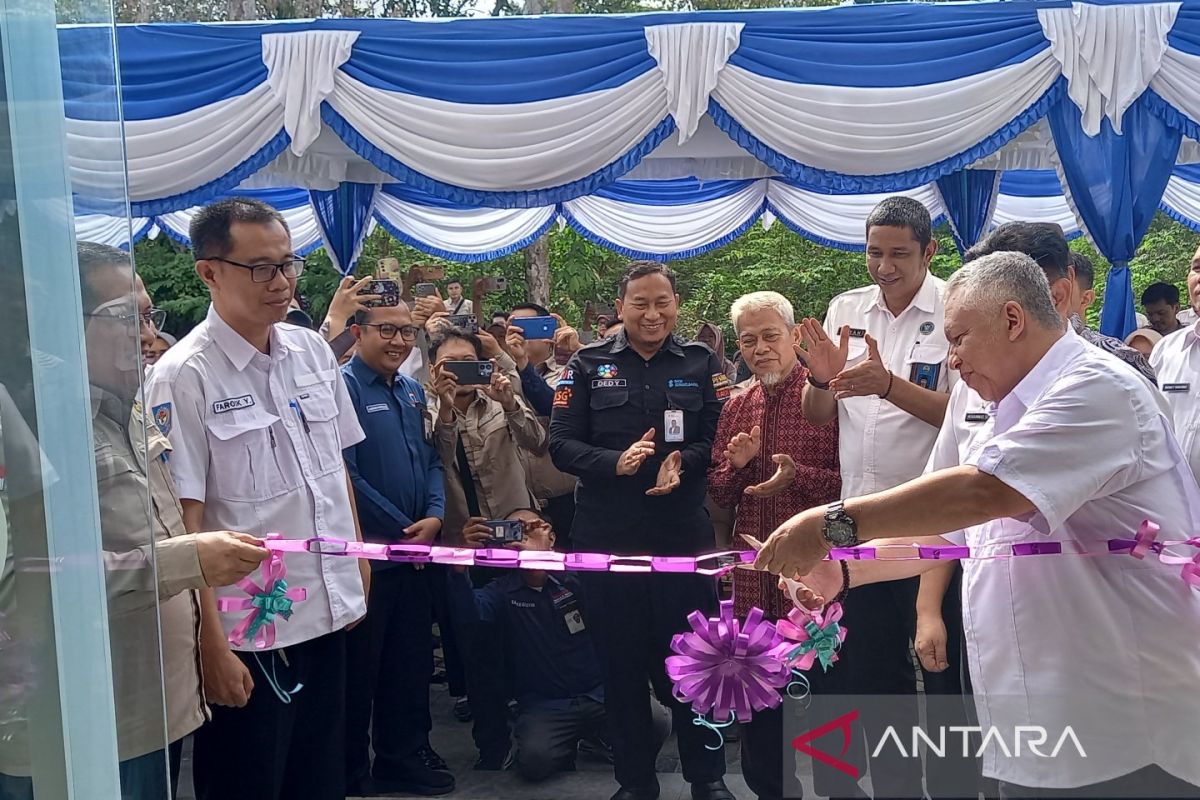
[217, 546, 308, 649]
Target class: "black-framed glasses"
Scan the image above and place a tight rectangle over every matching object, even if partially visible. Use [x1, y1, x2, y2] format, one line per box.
[206, 255, 306, 283]
[142, 308, 167, 331]
[361, 323, 419, 341]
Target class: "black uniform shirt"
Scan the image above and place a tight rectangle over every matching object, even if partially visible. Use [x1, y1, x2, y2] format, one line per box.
[548, 330, 727, 555]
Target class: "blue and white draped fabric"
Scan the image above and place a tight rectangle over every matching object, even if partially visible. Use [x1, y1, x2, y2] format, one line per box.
[764, 182, 947, 252]
[309, 182, 379, 274]
[73, 214, 156, 250]
[153, 188, 324, 257]
[935, 170, 1001, 256]
[1162, 164, 1200, 233]
[991, 171, 1081, 239]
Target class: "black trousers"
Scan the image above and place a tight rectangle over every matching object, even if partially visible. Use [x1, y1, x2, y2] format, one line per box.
[513, 696, 607, 782]
[997, 765, 1199, 799]
[813, 578, 922, 800]
[345, 565, 433, 785]
[743, 703, 788, 800]
[428, 564, 468, 698]
[192, 630, 346, 800]
[579, 571, 726, 791]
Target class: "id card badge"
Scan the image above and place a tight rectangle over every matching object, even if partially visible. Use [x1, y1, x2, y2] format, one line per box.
[664, 409, 685, 442]
[564, 609, 587, 634]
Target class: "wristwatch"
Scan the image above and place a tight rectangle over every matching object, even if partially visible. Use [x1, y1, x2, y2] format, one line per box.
[822, 502, 860, 548]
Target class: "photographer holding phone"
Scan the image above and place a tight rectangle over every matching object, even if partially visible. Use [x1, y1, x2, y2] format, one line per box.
[428, 328, 545, 768]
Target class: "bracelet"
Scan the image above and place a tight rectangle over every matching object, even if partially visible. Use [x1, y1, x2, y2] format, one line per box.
[807, 374, 832, 391]
[827, 560, 851, 609]
[880, 371, 895, 400]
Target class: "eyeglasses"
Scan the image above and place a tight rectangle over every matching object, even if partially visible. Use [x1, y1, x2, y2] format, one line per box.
[361, 323, 419, 341]
[205, 256, 306, 283]
[86, 298, 166, 331]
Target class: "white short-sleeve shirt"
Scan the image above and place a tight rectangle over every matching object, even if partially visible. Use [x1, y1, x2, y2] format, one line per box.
[824, 270, 958, 497]
[145, 306, 367, 650]
[1150, 322, 1200, 483]
[934, 330, 1200, 789]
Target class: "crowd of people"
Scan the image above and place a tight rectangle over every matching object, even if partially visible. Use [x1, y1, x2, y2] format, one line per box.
[2, 193, 1200, 800]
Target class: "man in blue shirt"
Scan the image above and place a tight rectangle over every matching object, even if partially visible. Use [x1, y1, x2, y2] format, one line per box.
[454, 508, 668, 783]
[341, 301, 453, 797]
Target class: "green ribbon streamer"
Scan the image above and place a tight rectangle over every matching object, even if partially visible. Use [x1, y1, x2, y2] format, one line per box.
[790, 620, 842, 671]
[245, 579, 295, 639]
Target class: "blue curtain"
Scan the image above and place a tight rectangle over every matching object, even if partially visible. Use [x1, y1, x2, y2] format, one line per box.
[308, 182, 378, 274]
[936, 169, 999, 255]
[1049, 95, 1182, 339]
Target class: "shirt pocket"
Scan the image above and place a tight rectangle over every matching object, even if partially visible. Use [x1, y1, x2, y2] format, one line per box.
[904, 342, 949, 390]
[846, 337, 869, 366]
[589, 388, 629, 411]
[294, 370, 343, 475]
[206, 411, 289, 502]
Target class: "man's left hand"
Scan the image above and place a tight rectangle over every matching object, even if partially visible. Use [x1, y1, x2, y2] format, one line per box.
[477, 329, 504, 360]
[484, 365, 519, 412]
[753, 506, 830, 580]
[744, 454, 797, 498]
[829, 334, 891, 400]
[551, 314, 581, 354]
[646, 450, 683, 496]
[404, 517, 443, 545]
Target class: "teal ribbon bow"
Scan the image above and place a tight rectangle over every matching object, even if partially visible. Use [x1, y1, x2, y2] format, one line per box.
[789, 620, 842, 671]
[245, 579, 295, 639]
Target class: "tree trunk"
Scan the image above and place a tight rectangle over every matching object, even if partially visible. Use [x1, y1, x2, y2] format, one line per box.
[227, 0, 256, 18]
[524, 236, 550, 305]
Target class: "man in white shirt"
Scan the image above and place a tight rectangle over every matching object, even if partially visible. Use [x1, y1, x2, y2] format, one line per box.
[1151, 242, 1200, 483]
[757, 251, 1200, 800]
[145, 198, 370, 800]
[798, 196, 955, 798]
[443, 278, 473, 315]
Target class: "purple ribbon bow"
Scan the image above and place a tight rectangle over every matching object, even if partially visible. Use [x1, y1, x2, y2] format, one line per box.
[665, 601, 793, 724]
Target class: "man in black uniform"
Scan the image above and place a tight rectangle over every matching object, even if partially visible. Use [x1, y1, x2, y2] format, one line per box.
[549, 261, 732, 800]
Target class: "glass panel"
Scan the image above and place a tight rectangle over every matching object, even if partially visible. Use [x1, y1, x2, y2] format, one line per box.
[0, 0, 171, 794]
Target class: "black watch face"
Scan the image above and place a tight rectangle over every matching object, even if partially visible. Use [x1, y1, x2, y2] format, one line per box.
[826, 519, 857, 547]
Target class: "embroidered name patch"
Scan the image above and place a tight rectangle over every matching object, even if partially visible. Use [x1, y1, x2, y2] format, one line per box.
[592, 378, 627, 389]
[212, 395, 255, 414]
[366, 403, 390, 413]
[1163, 383, 1191, 392]
[965, 412, 989, 423]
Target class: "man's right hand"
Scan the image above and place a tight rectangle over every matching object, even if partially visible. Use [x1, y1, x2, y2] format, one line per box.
[797, 319, 850, 385]
[412, 294, 444, 328]
[431, 360, 460, 419]
[725, 424, 762, 470]
[196, 531, 269, 587]
[506, 325, 530, 369]
[617, 428, 656, 476]
[201, 642, 254, 707]
[462, 516, 492, 548]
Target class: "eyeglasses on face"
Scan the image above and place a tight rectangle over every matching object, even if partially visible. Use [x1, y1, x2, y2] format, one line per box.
[360, 323, 419, 341]
[205, 256, 306, 284]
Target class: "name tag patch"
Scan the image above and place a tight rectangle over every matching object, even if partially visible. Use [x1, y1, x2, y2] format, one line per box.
[212, 395, 254, 414]
[366, 403, 390, 413]
[592, 378, 627, 389]
[965, 412, 990, 423]
[848, 327, 866, 338]
[1163, 383, 1191, 392]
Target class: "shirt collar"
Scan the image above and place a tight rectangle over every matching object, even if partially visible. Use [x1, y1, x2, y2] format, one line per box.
[995, 329, 1083, 420]
[348, 353, 392, 387]
[872, 269, 938, 316]
[610, 330, 685, 358]
[1184, 320, 1200, 350]
[206, 304, 299, 372]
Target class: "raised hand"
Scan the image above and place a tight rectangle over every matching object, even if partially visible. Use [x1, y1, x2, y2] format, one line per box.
[617, 428, 656, 476]
[744, 454, 797, 498]
[797, 319, 849, 384]
[647, 449, 683, 496]
[829, 333, 891, 400]
[725, 424, 762, 470]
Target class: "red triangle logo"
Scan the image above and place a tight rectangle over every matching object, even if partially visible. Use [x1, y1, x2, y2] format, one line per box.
[791, 709, 861, 780]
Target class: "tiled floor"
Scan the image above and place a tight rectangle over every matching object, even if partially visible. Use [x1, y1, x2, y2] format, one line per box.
[177, 682, 767, 799]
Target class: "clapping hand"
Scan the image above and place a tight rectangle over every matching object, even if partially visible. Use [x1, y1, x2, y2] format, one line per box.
[647, 450, 683, 496]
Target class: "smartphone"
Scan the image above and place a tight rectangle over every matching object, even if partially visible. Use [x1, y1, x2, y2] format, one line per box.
[377, 257, 400, 275]
[480, 276, 508, 293]
[511, 315, 558, 340]
[415, 282, 438, 297]
[443, 360, 494, 386]
[482, 519, 525, 545]
[446, 314, 479, 334]
[358, 279, 400, 308]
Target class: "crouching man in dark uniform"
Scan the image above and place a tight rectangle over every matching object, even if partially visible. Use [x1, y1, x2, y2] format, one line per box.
[549, 261, 732, 800]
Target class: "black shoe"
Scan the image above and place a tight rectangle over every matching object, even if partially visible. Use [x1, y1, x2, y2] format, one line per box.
[417, 743, 449, 772]
[690, 779, 734, 800]
[473, 747, 513, 771]
[453, 696, 473, 722]
[375, 756, 456, 797]
[610, 786, 660, 800]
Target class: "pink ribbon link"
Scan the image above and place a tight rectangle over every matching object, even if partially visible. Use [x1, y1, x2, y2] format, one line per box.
[1130, 520, 1160, 560]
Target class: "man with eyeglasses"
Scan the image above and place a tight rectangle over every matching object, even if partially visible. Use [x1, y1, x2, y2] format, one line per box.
[144, 199, 370, 800]
[340, 302, 454, 797]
